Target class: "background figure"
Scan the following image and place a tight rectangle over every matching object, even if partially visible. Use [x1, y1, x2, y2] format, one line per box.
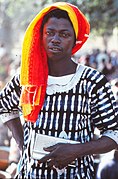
[110, 78, 118, 105]
[96, 150, 118, 179]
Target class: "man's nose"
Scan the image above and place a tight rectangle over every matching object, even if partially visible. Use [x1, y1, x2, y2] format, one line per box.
[51, 34, 61, 43]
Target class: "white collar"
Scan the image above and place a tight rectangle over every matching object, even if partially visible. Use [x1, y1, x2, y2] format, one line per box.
[47, 64, 85, 95]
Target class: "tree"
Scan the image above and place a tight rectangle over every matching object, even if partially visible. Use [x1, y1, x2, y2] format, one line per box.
[0, 0, 49, 54]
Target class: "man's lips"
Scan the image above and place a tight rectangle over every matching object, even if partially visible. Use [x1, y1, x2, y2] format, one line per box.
[48, 46, 62, 53]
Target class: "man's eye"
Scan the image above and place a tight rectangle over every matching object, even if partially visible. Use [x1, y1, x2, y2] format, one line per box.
[60, 32, 69, 38]
[46, 31, 54, 36]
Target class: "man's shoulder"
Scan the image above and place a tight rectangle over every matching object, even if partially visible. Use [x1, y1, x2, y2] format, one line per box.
[78, 64, 104, 80]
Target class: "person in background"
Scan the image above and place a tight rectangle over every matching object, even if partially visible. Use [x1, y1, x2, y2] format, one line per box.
[110, 79, 118, 105]
[96, 150, 118, 179]
[0, 2, 118, 179]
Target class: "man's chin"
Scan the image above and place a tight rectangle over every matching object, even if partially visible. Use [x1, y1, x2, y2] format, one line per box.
[47, 53, 62, 61]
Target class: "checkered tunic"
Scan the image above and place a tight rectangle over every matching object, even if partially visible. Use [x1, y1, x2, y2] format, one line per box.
[0, 64, 118, 179]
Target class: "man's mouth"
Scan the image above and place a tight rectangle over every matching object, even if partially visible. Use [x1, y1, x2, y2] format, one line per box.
[49, 46, 62, 53]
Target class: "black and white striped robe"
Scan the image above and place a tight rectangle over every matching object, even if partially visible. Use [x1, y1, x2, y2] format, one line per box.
[0, 64, 118, 179]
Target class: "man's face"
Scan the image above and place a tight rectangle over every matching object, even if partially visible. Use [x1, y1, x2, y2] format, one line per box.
[42, 17, 75, 61]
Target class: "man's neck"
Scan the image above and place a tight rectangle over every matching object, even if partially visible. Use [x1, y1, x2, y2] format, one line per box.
[48, 58, 77, 77]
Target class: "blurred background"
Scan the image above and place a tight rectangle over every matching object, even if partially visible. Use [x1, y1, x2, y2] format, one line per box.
[0, 0, 118, 178]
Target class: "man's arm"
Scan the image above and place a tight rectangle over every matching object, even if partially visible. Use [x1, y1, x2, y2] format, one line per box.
[0, 74, 23, 150]
[77, 135, 117, 155]
[38, 136, 117, 169]
[5, 118, 24, 152]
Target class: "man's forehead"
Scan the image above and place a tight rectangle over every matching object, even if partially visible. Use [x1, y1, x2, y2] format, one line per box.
[44, 17, 73, 28]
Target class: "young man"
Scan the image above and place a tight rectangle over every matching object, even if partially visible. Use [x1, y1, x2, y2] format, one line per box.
[0, 2, 118, 179]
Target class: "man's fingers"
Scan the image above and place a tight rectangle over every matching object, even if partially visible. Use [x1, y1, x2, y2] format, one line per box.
[47, 159, 64, 170]
[43, 143, 58, 152]
[38, 153, 53, 164]
[38, 144, 59, 164]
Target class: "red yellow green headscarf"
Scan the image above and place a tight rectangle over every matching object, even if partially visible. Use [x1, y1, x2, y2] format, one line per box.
[20, 2, 90, 123]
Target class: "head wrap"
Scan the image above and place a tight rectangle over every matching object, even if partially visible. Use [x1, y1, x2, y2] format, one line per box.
[20, 2, 90, 123]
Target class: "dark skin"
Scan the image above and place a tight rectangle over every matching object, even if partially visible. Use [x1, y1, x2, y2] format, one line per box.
[38, 17, 117, 169]
[42, 17, 77, 76]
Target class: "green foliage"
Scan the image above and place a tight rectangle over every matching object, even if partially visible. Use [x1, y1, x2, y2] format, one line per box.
[83, 0, 118, 35]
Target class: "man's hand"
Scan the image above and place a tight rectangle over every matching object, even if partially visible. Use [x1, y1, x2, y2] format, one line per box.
[38, 136, 117, 170]
[38, 143, 78, 169]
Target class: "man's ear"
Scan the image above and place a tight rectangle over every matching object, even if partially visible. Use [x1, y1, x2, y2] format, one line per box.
[72, 32, 76, 48]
